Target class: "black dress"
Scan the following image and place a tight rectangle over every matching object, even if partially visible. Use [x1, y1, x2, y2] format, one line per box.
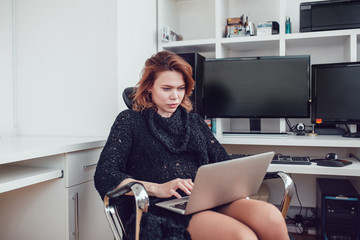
[94, 106, 230, 239]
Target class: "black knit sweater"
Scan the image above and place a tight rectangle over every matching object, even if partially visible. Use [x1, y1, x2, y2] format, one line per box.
[94, 106, 230, 239]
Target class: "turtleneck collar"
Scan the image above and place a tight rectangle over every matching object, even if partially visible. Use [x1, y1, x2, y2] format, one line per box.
[144, 106, 190, 153]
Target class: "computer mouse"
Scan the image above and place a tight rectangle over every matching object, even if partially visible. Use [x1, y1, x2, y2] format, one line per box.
[316, 160, 345, 167]
[325, 152, 339, 160]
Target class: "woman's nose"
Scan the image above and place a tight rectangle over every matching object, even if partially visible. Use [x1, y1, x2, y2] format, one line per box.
[170, 90, 178, 99]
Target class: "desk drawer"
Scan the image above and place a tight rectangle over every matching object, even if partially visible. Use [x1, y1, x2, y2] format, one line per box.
[65, 147, 102, 187]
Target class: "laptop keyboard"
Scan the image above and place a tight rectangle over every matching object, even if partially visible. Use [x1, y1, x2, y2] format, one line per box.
[170, 202, 188, 210]
[271, 155, 311, 165]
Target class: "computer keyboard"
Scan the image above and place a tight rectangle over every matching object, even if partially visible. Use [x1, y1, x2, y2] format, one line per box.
[271, 155, 311, 165]
[170, 202, 188, 210]
[230, 153, 312, 165]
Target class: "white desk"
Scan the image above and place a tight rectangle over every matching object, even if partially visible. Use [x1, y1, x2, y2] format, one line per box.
[218, 134, 360, 207]
[0, 136, 106, 193]
[1, 134, 360, 237]
[0, 136, 112, 240]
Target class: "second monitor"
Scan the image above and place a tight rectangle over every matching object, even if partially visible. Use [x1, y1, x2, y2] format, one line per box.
[203, 55, 311, 132]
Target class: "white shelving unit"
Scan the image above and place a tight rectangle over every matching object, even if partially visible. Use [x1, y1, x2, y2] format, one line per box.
[157, 0, 360, 135]
[158, 0, 359, 61]
[157, 0, 360, 208]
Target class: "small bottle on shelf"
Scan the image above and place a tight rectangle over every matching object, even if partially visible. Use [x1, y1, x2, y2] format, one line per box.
[285, 17, 291, 34]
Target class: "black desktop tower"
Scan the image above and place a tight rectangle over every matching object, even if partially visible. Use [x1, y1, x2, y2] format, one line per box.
[178, 53, 205, 117]
[316, 178, 360, 240]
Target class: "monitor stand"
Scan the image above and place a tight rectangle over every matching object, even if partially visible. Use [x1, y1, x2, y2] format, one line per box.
[249, 118, 261, 133]
[314, 124, 345, 135]
[223, 118, 286, 135]
[343, 124, 360, 138]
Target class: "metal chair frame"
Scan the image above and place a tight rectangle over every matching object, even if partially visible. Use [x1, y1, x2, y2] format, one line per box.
[104, 171, 294, 240]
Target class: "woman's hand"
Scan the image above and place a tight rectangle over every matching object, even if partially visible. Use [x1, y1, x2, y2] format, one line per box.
[155, 178, 194, 199]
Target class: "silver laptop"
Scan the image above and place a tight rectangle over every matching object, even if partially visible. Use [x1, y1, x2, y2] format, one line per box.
[155, 151, 274, 215]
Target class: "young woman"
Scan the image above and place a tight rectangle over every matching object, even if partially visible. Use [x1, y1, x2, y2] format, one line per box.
[94, 51, 289, 240]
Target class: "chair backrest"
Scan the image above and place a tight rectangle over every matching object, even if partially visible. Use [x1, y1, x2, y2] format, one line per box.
[122, 87, 135, 109]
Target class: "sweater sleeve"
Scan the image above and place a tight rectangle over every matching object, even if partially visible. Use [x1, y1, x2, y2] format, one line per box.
[195, 115, 230, 163]
[94, 110, 135, 200]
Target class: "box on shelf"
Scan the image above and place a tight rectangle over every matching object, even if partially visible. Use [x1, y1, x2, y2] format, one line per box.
[257, 21, 279, 36]
[225, 15, 255, 38]
[162, 26, 183, 43]
[227, 17, 242, 25]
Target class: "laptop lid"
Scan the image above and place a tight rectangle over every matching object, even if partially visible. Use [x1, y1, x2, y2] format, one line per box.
[156, 151, 274, 215]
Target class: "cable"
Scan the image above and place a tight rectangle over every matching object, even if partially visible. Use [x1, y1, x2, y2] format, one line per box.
[291, 173, 303, 216]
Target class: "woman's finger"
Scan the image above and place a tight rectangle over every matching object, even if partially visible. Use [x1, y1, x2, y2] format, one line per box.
[185, 179, 194, 186]
[170, 189, 182, 199]
[183, 181, 193, 192]
[177, 181, 191, 195]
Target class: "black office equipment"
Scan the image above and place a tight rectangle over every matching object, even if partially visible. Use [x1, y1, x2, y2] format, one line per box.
[316, 178, 359, 240]
[178, 53, 205, 117]
[311, 61, 360, 136]
[203, 55, 310, 132]
[300, 0, 360, 32]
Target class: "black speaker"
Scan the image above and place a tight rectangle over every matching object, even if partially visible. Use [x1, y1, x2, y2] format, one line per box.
[178, 53, 205, 117]
[316, 178, 360, 240]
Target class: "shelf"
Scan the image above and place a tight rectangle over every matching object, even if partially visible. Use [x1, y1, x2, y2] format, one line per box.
[218, 134, 360, 148]
[220, 35, 280, 52]
[285, 29, 360, 40]
[161, 39, 216, 53]
[0, 165, 63, 193]
[268, 158, 360, 177]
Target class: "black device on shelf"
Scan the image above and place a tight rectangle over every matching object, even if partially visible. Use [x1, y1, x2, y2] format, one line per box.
[316, 178, 359, 240]
[311, 61, 360, 137]
[300, 0, 360, 32]
[178, 53, 206, 117]
[203, 55, 310, 132]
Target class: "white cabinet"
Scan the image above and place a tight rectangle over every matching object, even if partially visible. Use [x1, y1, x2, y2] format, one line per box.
[67, 181, 113, 240]
[0, 137, 111, 240]
[0, 176, 66, 240]
[65, 148, 113, 240]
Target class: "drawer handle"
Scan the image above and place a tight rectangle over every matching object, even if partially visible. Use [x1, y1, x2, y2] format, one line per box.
[72, 193, 79, 240]
[83, 163, 97, 169]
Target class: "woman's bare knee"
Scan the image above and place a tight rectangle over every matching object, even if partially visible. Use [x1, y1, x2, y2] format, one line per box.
[188, 211, 258, 240]
[218, 199, 289, 240]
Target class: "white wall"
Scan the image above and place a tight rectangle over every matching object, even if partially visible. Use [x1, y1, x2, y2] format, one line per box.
[117, 1, 157, 111]
[0, 0, 157, 137]
[15, 0, 118, 137]
[0, 0, 14, 137]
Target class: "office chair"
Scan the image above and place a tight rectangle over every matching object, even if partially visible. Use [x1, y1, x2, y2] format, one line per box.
[103, 87, 295, 240]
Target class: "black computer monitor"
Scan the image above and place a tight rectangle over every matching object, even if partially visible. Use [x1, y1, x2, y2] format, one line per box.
[311, 61, 360, 136]
[203, 55, 310, 132]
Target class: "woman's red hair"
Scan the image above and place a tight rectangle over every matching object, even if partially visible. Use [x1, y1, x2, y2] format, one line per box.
[132, 51, 195, 113]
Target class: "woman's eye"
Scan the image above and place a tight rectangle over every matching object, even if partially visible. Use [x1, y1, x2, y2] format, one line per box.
[162, 88, 170, 91]
[178, 87, 185, 91]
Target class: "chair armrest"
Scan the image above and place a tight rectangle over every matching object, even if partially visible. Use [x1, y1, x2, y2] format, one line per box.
[104, 182, 149, 240]
[264, 171, 295, 219]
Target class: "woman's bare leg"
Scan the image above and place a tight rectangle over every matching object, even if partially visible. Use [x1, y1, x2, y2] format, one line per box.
[218, 199, 289, 240]
[188, 210, 258, 240]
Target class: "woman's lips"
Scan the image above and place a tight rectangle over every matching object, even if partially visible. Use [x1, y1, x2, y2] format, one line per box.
[169, 104, 178, 109]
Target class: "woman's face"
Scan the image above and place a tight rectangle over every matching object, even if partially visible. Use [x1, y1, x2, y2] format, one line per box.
[149, 70, 185, 118]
